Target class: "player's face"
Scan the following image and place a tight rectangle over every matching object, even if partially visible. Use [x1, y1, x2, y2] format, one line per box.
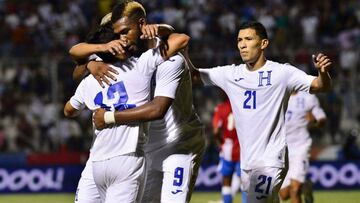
[237, 28, 267, 64]
[113, 16, 144, 57]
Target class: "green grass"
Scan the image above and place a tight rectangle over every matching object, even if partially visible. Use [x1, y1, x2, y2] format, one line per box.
[0, 191, 359, 203]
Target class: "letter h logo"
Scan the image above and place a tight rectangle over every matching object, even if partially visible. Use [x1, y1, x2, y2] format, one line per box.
[258, 71, 272, 87]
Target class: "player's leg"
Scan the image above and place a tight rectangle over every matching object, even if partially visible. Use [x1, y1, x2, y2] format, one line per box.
[244, 166, 287, 203]
[279, 157, 292, 202]
[161, 153, 199, 203]
[234, 162, 246, 203]
[93, 155, 145, 203]
[279, 176, 291, 201]
[140, 164, 162, 203]
[186, 130, 206, 203]
[289, 179, 302, 203]
[218, 157, 236, 203]
[288, 155, 309, 203]
[75, 159, 101, 203]
[302, 179, 314, 203]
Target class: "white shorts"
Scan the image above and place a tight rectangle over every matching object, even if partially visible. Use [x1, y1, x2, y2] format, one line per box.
[241, 167, 287, 203]
[75, 159, 100, 203]
[281, 154, 309, 188]
[141, 132, 205, 203]
[92, 155, 145, 203]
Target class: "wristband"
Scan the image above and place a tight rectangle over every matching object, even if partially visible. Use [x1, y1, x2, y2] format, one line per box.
[104, 111, 115, 124]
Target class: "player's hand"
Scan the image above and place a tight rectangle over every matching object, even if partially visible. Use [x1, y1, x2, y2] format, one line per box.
[140, 24, 158, 39]
[101, 39, 128, 55]
[312, 53, 332, 73]
[87, 61, 118, 88]
[93, 108, 106, 130]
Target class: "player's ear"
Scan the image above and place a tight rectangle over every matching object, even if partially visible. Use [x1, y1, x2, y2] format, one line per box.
[261, 39, 269, 49]
[138, 17, 146, 28]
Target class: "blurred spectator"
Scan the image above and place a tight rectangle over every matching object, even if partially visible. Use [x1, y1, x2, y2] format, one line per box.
[342, 129, 360, 160]
[0, 0, 359, 156]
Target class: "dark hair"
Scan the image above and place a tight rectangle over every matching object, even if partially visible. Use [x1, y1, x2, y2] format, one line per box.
[86, 22, 118, 63]
[111, 0, 146, 24]
[239, 21, 268, 40]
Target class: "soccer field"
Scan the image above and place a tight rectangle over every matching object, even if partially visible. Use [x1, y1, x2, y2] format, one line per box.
[0, 191, 359, 203]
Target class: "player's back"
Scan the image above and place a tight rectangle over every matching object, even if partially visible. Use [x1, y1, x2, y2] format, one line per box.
[72, 48, 164, 161]
[146, 55, 204, 152]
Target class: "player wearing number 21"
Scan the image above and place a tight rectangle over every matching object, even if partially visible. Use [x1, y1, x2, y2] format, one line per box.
[186, 21, 332, 203]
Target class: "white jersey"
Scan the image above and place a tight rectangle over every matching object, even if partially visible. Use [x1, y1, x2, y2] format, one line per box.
[285, 91, 326, 152]
[145, 54, 204, 152]
[70, 48, 164, 161]
[199, 60, 316, 170]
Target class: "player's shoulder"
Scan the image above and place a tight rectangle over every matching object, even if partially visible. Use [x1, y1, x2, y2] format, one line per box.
[169, 53, 185, 61]
[165, 54, 185, 66]
[265, 60, 295, 70]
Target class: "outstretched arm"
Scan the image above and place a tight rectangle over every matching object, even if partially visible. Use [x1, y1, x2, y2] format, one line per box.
[159, 33, 190, 60]
[181, 47, 203, 85]
[310, 53, 332, 93]
[93, 96, 173, 130]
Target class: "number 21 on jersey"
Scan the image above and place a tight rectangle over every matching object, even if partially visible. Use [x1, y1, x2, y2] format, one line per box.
[243, 90, 256, 109]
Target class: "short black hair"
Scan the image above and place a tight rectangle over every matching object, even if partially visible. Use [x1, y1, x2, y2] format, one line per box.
[111, 0, 146, 24]
[86, 22, 118, 63]
[239, 21, 268, 40]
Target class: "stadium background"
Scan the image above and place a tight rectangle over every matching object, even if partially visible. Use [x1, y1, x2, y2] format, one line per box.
[0, 0, 359, 202]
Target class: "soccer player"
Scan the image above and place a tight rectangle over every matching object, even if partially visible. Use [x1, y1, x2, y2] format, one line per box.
[92, 51, 205, 203]
[212, 92, 245, 203]
[279, 91, 326, 203]
[186, 21, 332, 203]
[64, 2, 190, 203]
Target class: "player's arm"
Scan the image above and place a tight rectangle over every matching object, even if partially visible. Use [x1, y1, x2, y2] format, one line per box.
[309, 53, 332, 93]
[159, 32, 190, 60]
[140, 24, 175, 40]
[69, 41, 125, 86]
[69, 40, 127, 61]
[93, 96, 173, 129]
[306, 112, 326, 129]
[181, 46, 203, 85]
[64, 101, 81, 118]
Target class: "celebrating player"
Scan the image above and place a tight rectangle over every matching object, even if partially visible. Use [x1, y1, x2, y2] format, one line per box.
[64, 1, 190, 202]
[186, 21, 332, 203]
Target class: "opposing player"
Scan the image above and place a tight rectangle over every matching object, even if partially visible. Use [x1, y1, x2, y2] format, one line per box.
[279, 91, 326, 203]
[186, 21, 332, 203]
[212, 93, 245, 203]
[64, 2, 190, 203]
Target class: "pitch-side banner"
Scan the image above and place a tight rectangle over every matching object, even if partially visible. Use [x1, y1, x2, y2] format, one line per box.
[0, 165, 82, 193]
[195, 161, 360, 191]
[1, 161, 360, 193]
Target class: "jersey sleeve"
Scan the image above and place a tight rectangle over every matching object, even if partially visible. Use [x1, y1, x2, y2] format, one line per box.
[199, 65, 232, 88]
[69, 80, 86, 110]
[286, 64, 316, 93]
[310, 95, 326, 120]
[137, 47, 165, 78]
[154, 55, 184, 99]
